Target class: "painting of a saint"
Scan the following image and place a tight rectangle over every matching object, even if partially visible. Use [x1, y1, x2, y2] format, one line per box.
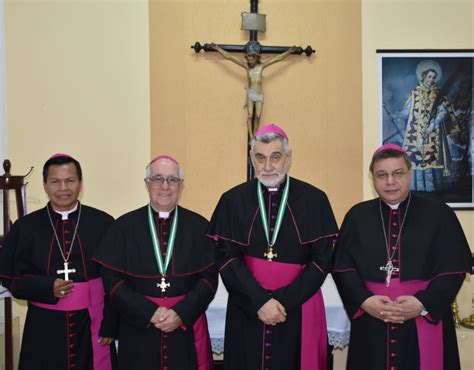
[379, 51, 473, 208]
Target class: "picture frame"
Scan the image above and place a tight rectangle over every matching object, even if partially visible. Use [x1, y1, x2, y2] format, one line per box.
[377, 50, 473, 209]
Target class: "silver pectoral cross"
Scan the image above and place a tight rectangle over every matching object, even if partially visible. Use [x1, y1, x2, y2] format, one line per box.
[380, 260, 399, 287]
[157, 276, 170, 292]
[57, 261, 76, 281]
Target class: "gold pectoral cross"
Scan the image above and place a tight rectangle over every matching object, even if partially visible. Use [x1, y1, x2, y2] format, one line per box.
[157, 276, 170, 292]
[264, 247, 277, 262]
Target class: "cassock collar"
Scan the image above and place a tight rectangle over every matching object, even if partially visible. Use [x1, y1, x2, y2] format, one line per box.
[49, 202, 79, 220]
[381, 193, 410, 211]
[262, 175, 287, 194]
[150, 204, 176, 221]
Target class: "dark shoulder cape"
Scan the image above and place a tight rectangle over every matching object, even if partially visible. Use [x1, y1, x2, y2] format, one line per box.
[335, 193, 471, 281]
[94, 205, 214, 276]
[208, 177, 338, 245]
[0, 204, 113, 281]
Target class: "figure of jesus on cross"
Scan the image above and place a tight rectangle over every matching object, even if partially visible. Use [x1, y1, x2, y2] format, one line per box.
[211, 43, 296, 138]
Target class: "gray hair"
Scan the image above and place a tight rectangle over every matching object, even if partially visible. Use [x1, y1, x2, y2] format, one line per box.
[145, 162, 184, 180]
[250, 132, 290, 154]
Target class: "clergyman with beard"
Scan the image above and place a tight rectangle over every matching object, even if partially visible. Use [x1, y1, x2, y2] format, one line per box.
[208, 123, 338, 370]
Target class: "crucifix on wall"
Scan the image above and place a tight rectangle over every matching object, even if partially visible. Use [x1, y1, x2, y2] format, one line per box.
[192, 0, 315, 179]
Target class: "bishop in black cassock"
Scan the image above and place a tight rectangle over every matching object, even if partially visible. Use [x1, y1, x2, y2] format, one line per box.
[208, 124, 338, 370]
[94, 155, 217, 370]
[333, 144, 471, 370]
[0, 154, 117, 370]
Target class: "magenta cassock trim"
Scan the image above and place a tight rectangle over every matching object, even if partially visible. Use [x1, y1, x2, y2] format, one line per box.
[31, 278, 112, 370]
[146, 295, 213, 370]
[243, 255, 327, 370]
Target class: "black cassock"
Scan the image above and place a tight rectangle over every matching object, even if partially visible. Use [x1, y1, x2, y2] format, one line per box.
[0, 203, 117, 370]
[208, 177, 338, 370]
[93, 205, 217, 370]
[333, 194, 471, 370]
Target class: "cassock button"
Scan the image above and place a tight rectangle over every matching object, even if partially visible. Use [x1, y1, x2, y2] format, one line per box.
[390, 326, 397, 330]
[265, 342, 271, 347]
[392, 234, 397, 238]
[271, 203, 277, 207]
[392, 223, 397, 226]
[163, 242, 168, 246]
[265, 330, 272, 334]
[390, 339, 397, 343]
[271, 215, 276, 219]
[390, 352, 397, 357]
[270, 228, 274, 232]
[265, 355, 271, 360]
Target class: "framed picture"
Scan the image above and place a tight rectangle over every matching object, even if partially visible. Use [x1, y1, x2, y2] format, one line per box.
[377, 50, 473, 209]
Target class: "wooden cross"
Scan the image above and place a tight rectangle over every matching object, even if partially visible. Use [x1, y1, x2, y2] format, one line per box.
[264, 247, 278, 262]
[380, 260, 399, 287]
[192, 0, 315, 180]
[57, 261, 76, 281]
[157, 276, 170, 292]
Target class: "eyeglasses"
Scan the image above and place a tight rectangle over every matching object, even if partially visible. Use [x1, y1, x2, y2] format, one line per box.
[374, 170, 407, 181]
[146, 175, 182, 186]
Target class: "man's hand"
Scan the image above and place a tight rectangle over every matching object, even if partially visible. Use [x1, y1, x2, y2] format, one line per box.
[361, 295, 404, 323]
[154, 308, 182, 333]
[53, 278, 74, 299]
[257, 298, 287, 325]
[98, 337, 114, 346]
[150, 306, 167, 326]
[393, 295, 424, 321]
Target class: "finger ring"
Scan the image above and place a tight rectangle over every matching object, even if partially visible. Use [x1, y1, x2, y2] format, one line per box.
[60, 290, 65, 296]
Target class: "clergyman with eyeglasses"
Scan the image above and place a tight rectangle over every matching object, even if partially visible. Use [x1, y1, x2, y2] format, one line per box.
[333, 143, 471, 370]
[94, 155, 217, 370]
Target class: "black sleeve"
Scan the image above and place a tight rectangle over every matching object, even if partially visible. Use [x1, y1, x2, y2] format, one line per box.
[332, 210, 373, 319]
[98, 283, 120, 338]
[272, 236, 334, 311]
[3, 220, 58, 303]
[272, 192, 338, 311]
[101, 266, 159, 329]
[216, 238, 271, 315]
[415, 274, 464, 323]
[172, 264, 218, 327]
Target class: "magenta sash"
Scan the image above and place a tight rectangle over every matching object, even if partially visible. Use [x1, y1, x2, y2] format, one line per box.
[244, 256, 327, 370]
[146, 295, 213, 370]
[30, 278, 112, 370]
[365, 279, 443, 370]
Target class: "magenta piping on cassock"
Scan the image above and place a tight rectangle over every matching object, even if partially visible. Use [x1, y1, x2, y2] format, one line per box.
[31, 278, 112, 370]
[244, 256, 327, 370]
[146, 295, 213, 370]
[365, 279, 443, 370]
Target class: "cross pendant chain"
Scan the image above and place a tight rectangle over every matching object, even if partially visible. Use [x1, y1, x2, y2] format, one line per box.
[379, 260, 399, 287]
[157, 276, 170, 292]
[57, 261, 76, 281]
[264, 247, 278, 262]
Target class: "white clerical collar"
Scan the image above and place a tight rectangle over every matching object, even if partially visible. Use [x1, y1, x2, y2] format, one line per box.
[387, 203, 400, 210]
[150, 203, 175, 219]
[54, 202, 79, 220]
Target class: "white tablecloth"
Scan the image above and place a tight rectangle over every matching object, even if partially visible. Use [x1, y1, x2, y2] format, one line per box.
[207, 274, 350, 353]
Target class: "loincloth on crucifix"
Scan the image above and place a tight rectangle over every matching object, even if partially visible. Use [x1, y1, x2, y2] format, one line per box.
[244, 87, 264, 108]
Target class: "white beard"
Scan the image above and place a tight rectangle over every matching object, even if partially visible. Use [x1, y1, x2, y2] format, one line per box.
[256, 171, 287, 188]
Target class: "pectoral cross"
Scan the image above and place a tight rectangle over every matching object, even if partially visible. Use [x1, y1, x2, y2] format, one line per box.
[380, 260, 399, 287]
[264, 247, 278, 262]
[157, 277, 170, 292]
[57, 262, 76, 281]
